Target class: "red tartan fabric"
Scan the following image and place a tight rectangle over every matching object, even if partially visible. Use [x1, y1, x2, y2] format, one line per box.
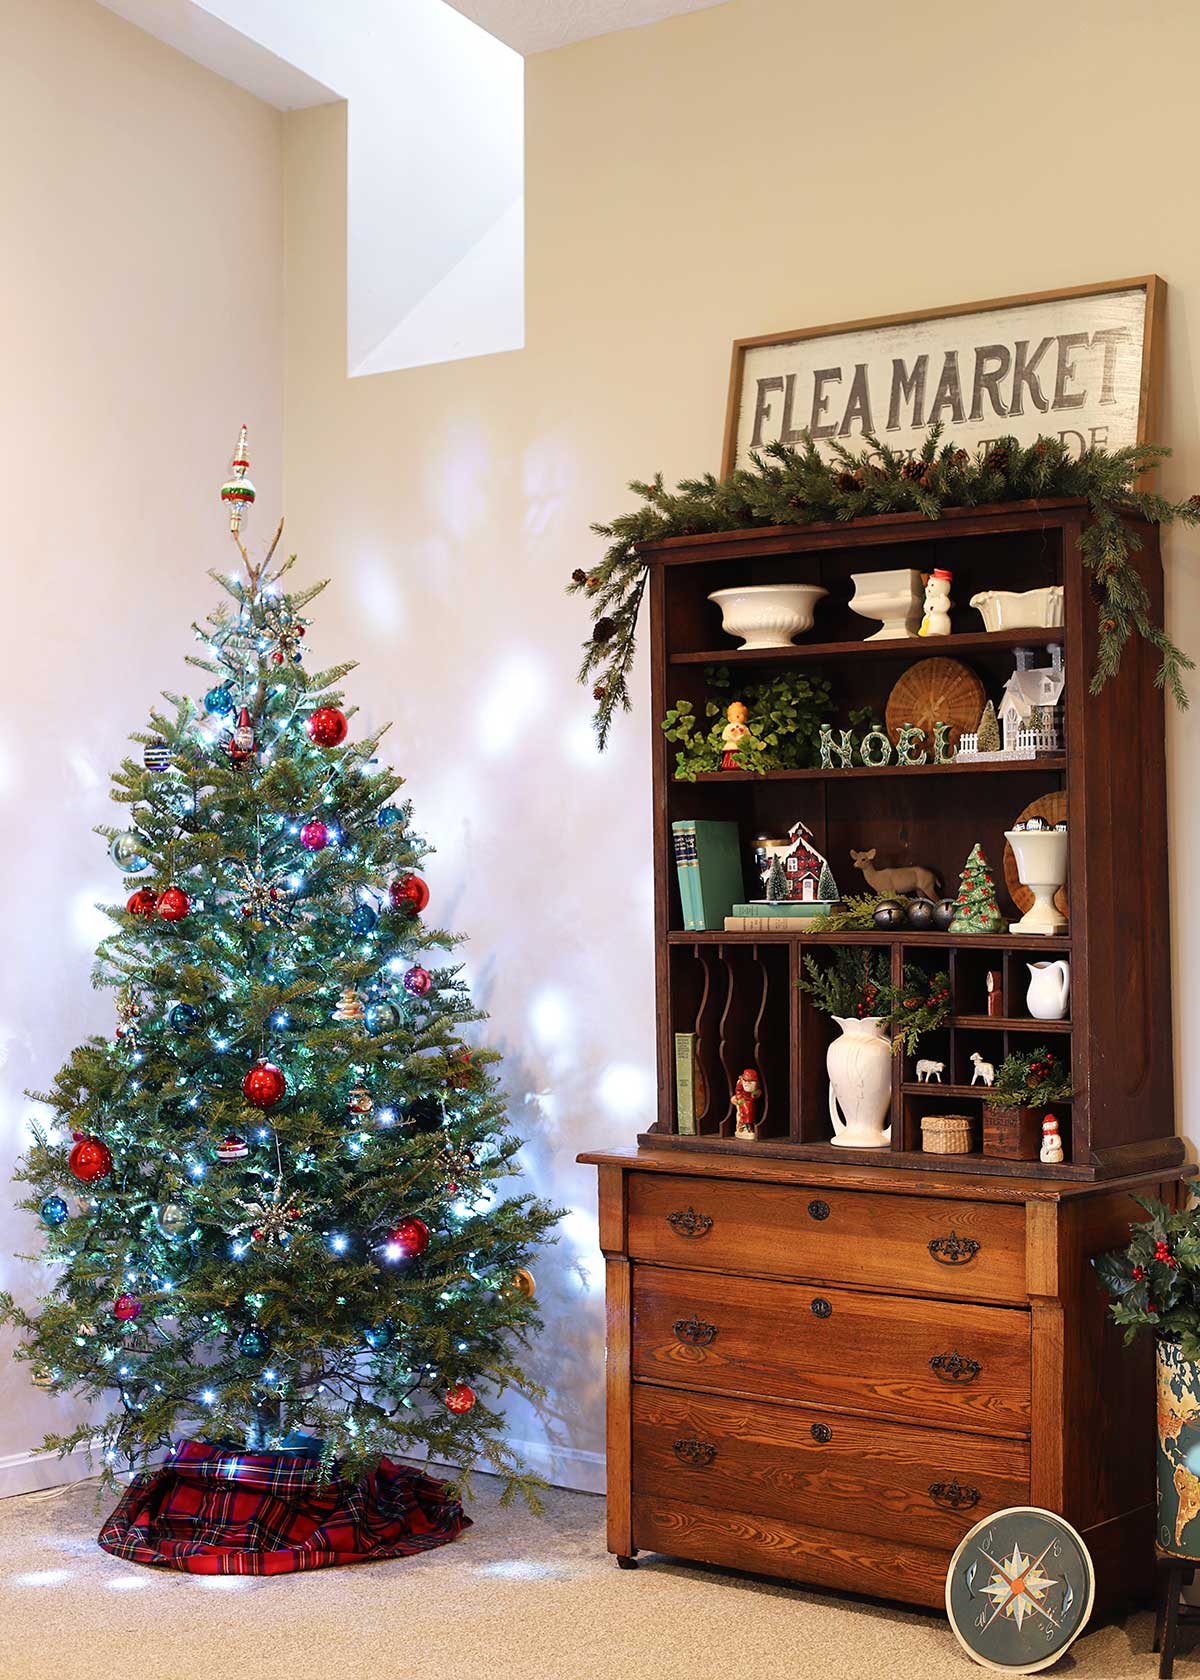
[97, 1439, 470, 1574]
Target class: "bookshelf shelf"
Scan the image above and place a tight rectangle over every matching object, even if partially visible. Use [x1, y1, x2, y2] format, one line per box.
[649, 503, 1177, 1179]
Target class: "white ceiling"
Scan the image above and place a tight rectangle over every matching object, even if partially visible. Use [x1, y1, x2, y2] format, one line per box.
[445, 0, 730, 55]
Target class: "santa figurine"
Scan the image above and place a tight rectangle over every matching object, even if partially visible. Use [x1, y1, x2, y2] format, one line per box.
[720, 701, 753, 769]
[1039, 1115, 1064, 1165]
[732, 1068, 762, 1140]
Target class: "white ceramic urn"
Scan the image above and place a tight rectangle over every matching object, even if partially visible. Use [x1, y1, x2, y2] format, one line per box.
[1006, 828, 1069, 936]
[827, 1015, 893, 1148]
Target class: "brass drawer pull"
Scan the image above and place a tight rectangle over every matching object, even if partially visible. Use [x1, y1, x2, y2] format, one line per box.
[810, 1422, 832, 1443]
[928, 1232, 980, 1266]
[673, 1438, 716, 1467]
[929, 1479, 980, 1511]
[811, 1297, 833, 1318]
[808, 1199, 830, 1221]
[666, 1207, 712, 1239]
[673, 1316, 717, 1346]
[930, 1350, 982, 1383]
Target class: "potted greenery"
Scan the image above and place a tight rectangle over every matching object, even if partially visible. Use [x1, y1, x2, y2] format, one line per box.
[1094, 1194, 1200, 1558]
[981, 1046, 1072, 1160]
[798, 950, 948, 1149]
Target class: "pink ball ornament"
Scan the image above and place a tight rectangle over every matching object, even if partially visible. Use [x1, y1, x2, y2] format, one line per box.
[403, 965, 433, 998]
[113, 1294, 142, 1323]
[300, 820, 329, 852]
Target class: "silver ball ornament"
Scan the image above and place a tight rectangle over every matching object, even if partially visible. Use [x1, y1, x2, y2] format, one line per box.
[155, 1202, 192, 1240]
[110, 831, 150, 872]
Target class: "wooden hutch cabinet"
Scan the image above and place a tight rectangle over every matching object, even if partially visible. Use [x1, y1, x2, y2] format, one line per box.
[580, 500, 1188, 1613]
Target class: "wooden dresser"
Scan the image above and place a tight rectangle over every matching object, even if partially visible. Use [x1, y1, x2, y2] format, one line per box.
[580, 1148, 1189, 1611]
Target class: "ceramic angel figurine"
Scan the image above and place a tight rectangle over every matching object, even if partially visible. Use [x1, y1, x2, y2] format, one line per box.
[732, 1068, 761, 1139]
[1040, 1116, 1064, 1164]
[720, 700, 755, 769]
[919, 568, 953, 636]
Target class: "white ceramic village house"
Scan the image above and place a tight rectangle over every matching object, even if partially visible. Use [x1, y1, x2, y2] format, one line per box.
[958, 644, 1064, 760]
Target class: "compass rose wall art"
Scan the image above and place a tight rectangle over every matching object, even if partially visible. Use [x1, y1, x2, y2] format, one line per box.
[945, 1506, 1095, 1673]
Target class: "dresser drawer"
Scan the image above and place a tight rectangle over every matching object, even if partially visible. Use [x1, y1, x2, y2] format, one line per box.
[632, 1384, 1029, 1554]
[626, 1173, 1026, 1302]
[633, 1266, 1031, 1435]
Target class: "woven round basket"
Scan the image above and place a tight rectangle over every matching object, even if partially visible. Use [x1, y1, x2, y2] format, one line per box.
[920, 1113, 974, 1155]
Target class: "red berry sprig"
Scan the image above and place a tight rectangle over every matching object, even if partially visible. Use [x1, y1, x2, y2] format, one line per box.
[1155, 1238, 1179, 1270]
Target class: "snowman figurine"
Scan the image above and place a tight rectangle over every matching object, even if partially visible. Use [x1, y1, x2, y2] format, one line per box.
[1039, 1115, 1064, 1165]
[919, 568, 953, 636]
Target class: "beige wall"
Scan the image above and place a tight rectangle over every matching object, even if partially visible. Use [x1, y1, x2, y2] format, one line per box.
[0, 0, 283, 1489]
[283, 0, 1200, 1490]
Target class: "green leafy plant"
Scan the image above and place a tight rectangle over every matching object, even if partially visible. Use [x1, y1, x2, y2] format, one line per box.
[987, 1045, 1073, 1108]
[797, 950, 950, 1055]
[661, 666, 832, 780]
[1093, 1194, 1200, 1356]
[573, 428, 1200, 746]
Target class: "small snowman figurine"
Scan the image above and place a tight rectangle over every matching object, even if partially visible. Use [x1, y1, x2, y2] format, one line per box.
[919, 568, 953, 636]
[1039, 1115, 1064, 1165]
[732, 1068, 761, 1139]
[720, 700, 754, 769]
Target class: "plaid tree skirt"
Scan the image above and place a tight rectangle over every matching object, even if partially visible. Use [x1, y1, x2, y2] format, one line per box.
[98, 1439, 471, 1574]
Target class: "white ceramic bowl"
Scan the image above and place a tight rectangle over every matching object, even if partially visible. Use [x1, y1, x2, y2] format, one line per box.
[970, 586, 1064, 632]
[708, 583, 828, 649]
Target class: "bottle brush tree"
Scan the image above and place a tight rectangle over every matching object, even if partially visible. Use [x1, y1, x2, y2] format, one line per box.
[0, 433, 559, 1503]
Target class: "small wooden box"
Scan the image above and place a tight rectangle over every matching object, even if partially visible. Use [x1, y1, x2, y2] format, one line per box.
[982, 1105, 1041, 1161]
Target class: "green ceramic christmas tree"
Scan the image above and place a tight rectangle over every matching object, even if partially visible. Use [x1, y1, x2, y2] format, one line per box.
[948, 843, 1004, 933]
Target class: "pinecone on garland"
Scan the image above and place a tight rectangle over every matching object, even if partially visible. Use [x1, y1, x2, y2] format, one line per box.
[592, 617, 617, 644]
[901, 457, 926, 482]
[983, 444, 1011, 475]
[593, 684, 608, 702]
[570, 568, 587, 585]
[585, 575, 601, 594]
[836, 471, 861, 494]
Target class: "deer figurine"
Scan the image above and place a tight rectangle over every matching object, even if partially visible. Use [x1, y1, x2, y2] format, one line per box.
[850, 847, 940, 901]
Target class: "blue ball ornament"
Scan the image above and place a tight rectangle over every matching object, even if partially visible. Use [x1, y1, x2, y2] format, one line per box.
[377, 807, 402, 829]
[109, 831, 150, 873]
[238, 1325, 270, 1358]
[169, 1003, 201, 1033]
[40, 1196, 69, 1228]
[205, 684, 235, 716]
[350, 903, 378, 935]
[364, 1322, 393, 1351]
[364, 1000, 401, 1036]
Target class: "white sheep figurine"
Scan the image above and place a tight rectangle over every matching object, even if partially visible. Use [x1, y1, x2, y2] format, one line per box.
[915, 1060, 944, 1084]
[969, 1052, 996, 1087]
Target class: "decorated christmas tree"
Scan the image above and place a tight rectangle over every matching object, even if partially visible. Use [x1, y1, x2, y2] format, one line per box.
[948, 842, 1004, 933]
[0, 432, 558, 1517]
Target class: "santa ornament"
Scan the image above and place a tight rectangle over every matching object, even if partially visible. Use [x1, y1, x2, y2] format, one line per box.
[731, 1069, 761, 1140]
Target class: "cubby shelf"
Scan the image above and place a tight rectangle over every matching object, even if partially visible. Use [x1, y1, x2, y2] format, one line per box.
[901, 1080, 1074, 1101]
[950, 1013, 1072, 1032]
[669, 627, 1064, 667]
[667, 929, 1072, 948]
[691, 758, 1066, 781]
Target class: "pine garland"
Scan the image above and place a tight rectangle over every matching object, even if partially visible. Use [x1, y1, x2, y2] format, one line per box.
[571, 429, 1200, 746]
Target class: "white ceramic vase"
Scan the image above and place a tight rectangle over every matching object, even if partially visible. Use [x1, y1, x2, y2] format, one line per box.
[1027, 959, 1071, 1020]
[1005, 828, 1069, 936]
[827, 1015, 893, 1148]
[848, 568, 924, 641]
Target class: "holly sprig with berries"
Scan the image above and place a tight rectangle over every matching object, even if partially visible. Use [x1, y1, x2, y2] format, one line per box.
[572, 427, 1200, 748]
[986, 1045, 1073, 1108]
[798, 950, 950, 1056]
[1094, 1193, 1200, 1355]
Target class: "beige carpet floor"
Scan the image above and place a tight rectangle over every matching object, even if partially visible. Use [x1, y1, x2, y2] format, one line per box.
[0, 1475, 1174, 1679]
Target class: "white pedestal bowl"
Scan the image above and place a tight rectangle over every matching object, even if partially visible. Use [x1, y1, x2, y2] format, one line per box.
[708, 584, 828, 649]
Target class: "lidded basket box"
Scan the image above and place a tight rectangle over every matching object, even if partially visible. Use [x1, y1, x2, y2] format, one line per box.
[920, 1113, 974, 1155]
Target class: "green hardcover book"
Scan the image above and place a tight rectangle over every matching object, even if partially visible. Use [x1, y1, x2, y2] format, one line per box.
[732, 900, 829, 919]
[671, 820, 745, 931]
[674, 1032, 697, 1135]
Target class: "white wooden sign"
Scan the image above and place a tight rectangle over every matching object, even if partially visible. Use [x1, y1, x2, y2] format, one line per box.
[722, 278, 1163, 474]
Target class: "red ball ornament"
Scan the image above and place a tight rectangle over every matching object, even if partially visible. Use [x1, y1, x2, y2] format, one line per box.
[389, 874, 430, 915]
[300, 820, 329, 852]
[156, 886, 191, 922]
[242, 1059, 286, 1109]
[386, 1216, 430, 1259]
[306, 707, 348, 748]
[403, 965, 433, 998]
[444, 1383, 476, 1415]
[113, 1294, 142, 1323]
[69, 1132, 113, 1183]
[126, 888, 158, 918]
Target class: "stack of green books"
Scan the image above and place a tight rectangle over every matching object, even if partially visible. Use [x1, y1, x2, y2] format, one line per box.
[671, 819, 745, 931]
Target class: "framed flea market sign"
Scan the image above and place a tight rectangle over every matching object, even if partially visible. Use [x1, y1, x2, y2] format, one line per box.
[721, 276, 1164, 474]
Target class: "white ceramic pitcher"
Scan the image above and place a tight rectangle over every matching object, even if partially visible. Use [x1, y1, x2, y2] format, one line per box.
[1026, 959, 1070, 1021]
[827, 1015, 893, 1148]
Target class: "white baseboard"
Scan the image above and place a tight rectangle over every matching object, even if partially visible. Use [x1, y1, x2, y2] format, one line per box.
[0, 1443, 103, 1500]
[503, 1437, 605, 1495]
